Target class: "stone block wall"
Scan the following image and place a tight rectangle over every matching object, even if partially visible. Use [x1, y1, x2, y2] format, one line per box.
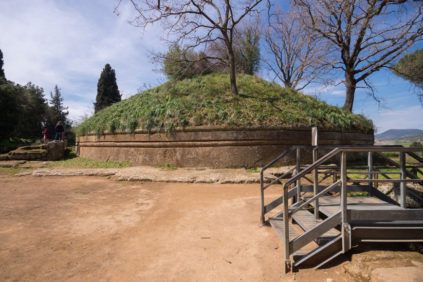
[77, 127, 373, 168]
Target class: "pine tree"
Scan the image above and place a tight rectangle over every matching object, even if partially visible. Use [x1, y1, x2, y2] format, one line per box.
[0, 49, 5, 80]
[49, 85, 69, 123]
[94, 64, 121, 113]
[46, 85, 71, 141]
[393, 49, 423, 90]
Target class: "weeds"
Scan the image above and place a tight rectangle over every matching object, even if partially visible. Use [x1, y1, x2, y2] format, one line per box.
[48, 157, 132, 168]
[246, 168, 260, 173]
[154, 164, 177, 170]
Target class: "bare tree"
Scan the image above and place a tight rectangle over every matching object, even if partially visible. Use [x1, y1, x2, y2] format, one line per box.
[264, 8, 331, 90]
[118, 0, 264, 96]
[294, 0, 423, 112]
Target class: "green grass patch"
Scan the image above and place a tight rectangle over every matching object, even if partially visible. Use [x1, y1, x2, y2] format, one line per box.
[246, 168, 260, 173]
[347, 191, 368, 197]
[77, 73, 373, 136]
[0, 167, 29, 175]
[154, 164, 177, 170]
[48, 157, 132, 168]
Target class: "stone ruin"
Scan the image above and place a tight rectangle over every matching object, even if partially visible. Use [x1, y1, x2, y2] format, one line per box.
[0, 141, 65, 161]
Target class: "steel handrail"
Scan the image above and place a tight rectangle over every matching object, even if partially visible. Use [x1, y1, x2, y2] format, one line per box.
[289, 180, 341, 215]
[282, 146, 423, 191]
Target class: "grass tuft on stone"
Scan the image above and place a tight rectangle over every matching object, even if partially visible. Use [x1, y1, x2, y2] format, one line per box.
[77, 73, 373, 136]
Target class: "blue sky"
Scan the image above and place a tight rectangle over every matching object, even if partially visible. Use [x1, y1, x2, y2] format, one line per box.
[0, 0, 422, 133]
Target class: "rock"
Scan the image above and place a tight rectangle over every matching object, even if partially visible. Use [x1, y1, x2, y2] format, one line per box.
[8, 145, 48, 160]
[46, 141, 65, 161]
[6, 142, 65, 161]
[371, 266, 423, 282]
[0, 153, 10, 161]
[0, 160, 26, 168]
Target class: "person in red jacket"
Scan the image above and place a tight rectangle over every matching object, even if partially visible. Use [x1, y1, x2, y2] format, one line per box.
[42, 126, 48, 144]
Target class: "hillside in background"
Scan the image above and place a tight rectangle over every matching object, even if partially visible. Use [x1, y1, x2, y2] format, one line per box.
[376, 129, 423, 141]
[77, 73, 373, 136]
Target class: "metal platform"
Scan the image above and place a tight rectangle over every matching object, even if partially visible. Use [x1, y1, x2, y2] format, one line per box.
[260, 145, 423, 272]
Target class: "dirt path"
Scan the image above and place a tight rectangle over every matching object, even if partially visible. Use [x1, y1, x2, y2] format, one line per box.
[1, 175, 422, 281]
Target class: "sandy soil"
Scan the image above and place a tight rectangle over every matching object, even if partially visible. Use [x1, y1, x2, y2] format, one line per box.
[0, 175, 422, 281]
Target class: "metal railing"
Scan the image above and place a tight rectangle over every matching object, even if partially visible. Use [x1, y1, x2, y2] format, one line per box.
[260, 145, 423, 272]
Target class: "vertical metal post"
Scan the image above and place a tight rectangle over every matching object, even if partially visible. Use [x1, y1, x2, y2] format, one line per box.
[341, 152, 347, 223]
[296, 146, 301, 202]
[340, 151, 349, 252]
[282, 187, 290, 273]
[368, 152, 373, 196]
[260, 171, 265, 225]
[400, 152, 406, 208]
[313, 148, 319, 220]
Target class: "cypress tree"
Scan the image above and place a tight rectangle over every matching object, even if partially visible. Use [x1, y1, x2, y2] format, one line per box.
[49, 85, 69, 124]
[0, 49, 5, 80]
[94, 64, 121, 113]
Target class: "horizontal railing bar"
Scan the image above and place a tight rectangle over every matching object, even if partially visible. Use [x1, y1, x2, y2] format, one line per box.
[339, 146, 423, 153]
[276, 146, 423, 193]
[284, 148, 341, 187]
[263, 167, 296, 190]
[348, 179, 423, 183]
[264, 186, 298, 214]
[262, 147, 294, 171]
[290, 180, 341, 215]
[347, 171, 401, 174]
[264, 196, 283, 214]
[372, 152, 420, 180]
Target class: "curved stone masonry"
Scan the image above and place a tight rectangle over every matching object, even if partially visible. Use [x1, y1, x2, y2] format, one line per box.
[77, 127, 374, 168]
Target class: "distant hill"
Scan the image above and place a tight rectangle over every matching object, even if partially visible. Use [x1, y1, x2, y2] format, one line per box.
[376, 129, 423, 141]
[396, 132, 423, 143]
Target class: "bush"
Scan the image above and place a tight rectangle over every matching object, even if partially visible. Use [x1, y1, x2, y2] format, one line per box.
[163, 44, 214, 80]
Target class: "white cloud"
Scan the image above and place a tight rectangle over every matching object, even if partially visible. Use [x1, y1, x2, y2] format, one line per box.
[0, 0, 166, 122]
[303, 80, 345, 97]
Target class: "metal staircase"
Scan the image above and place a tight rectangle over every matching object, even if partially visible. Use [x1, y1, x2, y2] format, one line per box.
[260, 145, 423, 272]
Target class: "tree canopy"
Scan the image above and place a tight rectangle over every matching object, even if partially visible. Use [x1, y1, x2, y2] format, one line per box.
[294, 0, 423, 112]
[94, 64, 121, 113]
[0, 50, 74, 150]
[392, 48, 423, 101]
[0, 49, 5, 81]
[121, 0, 264, 96]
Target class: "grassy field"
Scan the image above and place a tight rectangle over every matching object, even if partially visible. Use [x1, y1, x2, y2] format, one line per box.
[77, 73, 373, 136]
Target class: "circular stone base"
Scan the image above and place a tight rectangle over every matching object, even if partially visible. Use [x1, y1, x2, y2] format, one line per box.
[77, 127, 373, 168]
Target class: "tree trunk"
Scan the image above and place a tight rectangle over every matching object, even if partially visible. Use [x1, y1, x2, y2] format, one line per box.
[343, 73, 356, 112]
[227, 47, 239, 96]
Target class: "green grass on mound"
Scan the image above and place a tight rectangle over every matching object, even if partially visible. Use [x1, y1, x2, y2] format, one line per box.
[77, 73, 373, 136]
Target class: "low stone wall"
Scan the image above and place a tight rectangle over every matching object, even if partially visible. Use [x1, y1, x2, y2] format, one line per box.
[77, 127, 374, 168]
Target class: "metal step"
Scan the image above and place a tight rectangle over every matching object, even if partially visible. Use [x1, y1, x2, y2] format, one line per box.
[352, 226, 423, 242]
[293, 235, 342, 269]
[269, 217, 316, 256]
[291, 209, 339, 244]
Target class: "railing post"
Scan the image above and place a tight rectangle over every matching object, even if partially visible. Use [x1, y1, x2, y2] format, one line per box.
[341, 151, 350, 252]
[313, 147, 319, 220]
[296, 146, 301, 202]
[368, 152, 373, 196]
[282, 186, 290, 272]
[260, 170, 265, 225]
[400, 152, 406, 208]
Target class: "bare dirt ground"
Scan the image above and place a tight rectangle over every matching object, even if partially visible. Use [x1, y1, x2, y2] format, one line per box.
[1, 175, 422, 281]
